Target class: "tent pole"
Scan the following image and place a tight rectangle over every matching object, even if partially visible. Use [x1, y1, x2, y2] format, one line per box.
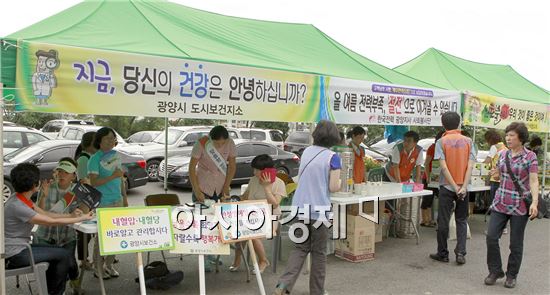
[543, 132, 548, 194]
[164, 118, 168, 193]
[0, 83, 6, 295]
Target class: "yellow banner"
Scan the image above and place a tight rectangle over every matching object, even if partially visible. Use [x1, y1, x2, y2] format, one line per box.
[464, 91, 550, 132]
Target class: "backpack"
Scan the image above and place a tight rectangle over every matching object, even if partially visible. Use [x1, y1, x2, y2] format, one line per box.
[135, 261, 184, 290]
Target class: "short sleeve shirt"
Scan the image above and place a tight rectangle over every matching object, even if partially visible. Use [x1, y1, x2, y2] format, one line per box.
[35, 183, 77, 246]
[76, 152, 91, 180]
[391, 145, 424, 166]
[4, 196, 37, 258]
[492, 148, 538, 216]
[246, 176, 287, 215]
[191, 138, 237, 196]
[88, 149, 122, 206]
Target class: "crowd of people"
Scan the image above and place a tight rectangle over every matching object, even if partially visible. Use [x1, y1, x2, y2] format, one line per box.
[3, 115, 544, 295]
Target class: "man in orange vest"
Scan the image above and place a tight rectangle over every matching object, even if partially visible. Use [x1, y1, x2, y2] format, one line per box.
[347, 126, 367, 183]
[430, 112, 476, 265]
[384, 131, 424, 184]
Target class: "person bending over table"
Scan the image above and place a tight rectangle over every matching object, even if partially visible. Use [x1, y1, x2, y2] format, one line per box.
[189, 125, 237, 271]
[4, 163, 93, 295]
[229, 154, 286, 274]
[383, 130, 424, 184]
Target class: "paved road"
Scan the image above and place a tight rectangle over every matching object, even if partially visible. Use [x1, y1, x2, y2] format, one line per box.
[5, 182, 550, 294]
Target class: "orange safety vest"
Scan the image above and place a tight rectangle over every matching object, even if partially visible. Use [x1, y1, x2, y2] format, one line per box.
[389, 143, 421, 182]
[440, 130, 471, 185]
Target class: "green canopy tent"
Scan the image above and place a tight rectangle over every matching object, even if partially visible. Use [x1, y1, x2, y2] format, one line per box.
[395, 47, 550, 196]
[1, 0, 436, 92]
[0, 1, 462, 293]
[394, 47, 549, 104]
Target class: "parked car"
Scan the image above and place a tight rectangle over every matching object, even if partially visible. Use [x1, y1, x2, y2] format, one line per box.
[360, 143, 389, 163]
[3, 140, 148, 202]
[238, 128, 285, 149]
[3, 121, 17, 127]
[119, 126, 241, 182]
[41, 119, 94, 139]
[283, 131, 312, 156]
[126, 131, 162, 144]
[56, 125, 127, 146]
[158, 140, 300, 188]
[3, 126, 50, 155]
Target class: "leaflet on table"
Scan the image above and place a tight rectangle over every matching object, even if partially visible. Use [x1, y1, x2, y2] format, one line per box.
[97, 206, 174, 255]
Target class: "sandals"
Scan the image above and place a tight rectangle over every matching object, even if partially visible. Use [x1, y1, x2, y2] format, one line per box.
[253, 260, 270, 275]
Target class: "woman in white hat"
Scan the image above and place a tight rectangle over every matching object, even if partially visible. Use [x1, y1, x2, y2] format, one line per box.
[35, 157, 80, 252]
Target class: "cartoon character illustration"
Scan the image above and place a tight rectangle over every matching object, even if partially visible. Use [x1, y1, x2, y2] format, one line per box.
[32, 50, 59, 105]
[467, 95, 481, 123]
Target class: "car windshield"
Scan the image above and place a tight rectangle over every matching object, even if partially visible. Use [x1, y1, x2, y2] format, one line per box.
[153, 129, 184, 145]
[4, 145, 37, 162]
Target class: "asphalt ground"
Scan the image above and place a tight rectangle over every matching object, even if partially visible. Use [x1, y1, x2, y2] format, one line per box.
[5, 182, 550, 295]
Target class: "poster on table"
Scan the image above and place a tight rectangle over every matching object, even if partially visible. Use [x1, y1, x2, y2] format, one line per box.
[14, 40, 461, 125]
[213, 200, 273, 243]
[170, 206, 230, 255]
[463, 91, 550, 132]
[97, 206, 174, 255]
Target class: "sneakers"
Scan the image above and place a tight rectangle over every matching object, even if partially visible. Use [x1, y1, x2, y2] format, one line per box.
[429, 253, 449, 263]
[105, 265, 120, 278]
[272, 284, 290, 295]
[484, 272, 505, 285]
[504, 277, 516, 288]
[456, 254, 466, 265]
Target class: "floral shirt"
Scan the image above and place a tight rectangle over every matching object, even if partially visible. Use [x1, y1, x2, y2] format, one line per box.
[491, 148, 538, 216]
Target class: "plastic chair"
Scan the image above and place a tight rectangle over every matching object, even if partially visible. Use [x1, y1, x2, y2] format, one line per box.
[144, 194, 181, 265]
[5, 243, 49, 295]
[367, 167, 386, 182]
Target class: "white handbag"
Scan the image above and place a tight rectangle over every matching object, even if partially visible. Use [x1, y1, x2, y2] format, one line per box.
[448, 212, 471, 240]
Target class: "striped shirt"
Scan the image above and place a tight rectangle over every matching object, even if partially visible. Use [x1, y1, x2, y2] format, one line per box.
[35, 183, 77, 246]
[491, 148, 538, 216]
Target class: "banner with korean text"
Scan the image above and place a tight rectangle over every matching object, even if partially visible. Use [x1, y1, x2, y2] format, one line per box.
[170, 206, 230, 255]
[324, 77, 461, 126]
[97, 206, 174, 255]
[15, 40, 460, 125]
[463, 91, 550, 132]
